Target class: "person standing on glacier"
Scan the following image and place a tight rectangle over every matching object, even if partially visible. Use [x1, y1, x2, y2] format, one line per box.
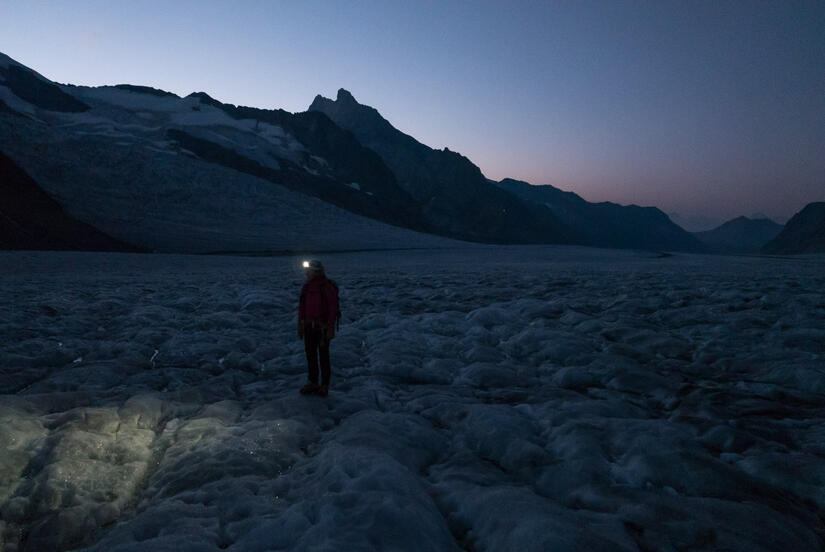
[298, 259, 339, 397]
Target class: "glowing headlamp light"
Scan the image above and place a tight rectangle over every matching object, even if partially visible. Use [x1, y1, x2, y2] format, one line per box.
[302, 261, 310, 268]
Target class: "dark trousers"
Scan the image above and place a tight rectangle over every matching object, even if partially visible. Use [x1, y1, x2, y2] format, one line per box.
[304, 324, 330, 386]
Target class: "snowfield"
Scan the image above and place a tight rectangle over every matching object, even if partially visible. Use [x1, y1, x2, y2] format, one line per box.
[1, 247, 824, 551]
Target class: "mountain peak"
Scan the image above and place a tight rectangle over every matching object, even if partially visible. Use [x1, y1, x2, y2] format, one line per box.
[186, 91, 223, 108]
[336, 88, 357, 104]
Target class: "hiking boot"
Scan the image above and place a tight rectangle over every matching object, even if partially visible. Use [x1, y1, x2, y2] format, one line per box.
[317, 385, 329, 398]
[300, 383, 319, 395]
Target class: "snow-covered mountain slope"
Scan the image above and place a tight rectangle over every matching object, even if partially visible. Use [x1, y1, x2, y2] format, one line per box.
[1, 247, 824, 551]
[0, 52, 454, 253]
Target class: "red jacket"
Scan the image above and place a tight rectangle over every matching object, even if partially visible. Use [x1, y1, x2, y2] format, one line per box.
[299, 276, 338, 326]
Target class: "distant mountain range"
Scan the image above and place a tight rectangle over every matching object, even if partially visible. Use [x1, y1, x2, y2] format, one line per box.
[494, 178, 703, 251]
[693, 216, 784, 253]
[762, 202, 825, 254]
[311, 89, 704, 251]
[0, 52, 818, 254]
[689, 208, 825, 254]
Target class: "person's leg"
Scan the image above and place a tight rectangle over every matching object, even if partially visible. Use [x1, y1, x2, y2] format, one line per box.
[305, 325, 319, 385]
[319, 335, 331, 387]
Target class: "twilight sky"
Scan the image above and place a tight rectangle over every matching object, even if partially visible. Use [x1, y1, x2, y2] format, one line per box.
[2, 1, 823, 227]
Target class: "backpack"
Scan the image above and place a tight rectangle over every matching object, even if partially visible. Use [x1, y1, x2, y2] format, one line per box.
[320, 278, 342, 331]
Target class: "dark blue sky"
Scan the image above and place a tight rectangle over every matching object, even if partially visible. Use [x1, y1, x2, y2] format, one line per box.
[2, 1, 823, 226]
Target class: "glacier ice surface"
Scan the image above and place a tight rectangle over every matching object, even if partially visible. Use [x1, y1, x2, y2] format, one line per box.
[1, 246, 824, 551]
